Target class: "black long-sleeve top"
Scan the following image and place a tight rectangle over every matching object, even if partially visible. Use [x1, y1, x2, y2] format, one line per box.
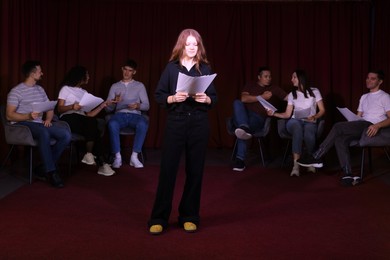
[155, 60, 218, 113]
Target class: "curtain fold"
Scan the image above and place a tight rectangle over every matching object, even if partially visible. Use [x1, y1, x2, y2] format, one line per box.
[0, 0, 378, 152]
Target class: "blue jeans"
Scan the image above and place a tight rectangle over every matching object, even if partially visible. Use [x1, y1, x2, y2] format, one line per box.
[286, 118, 318, 155]
[18, 121, 71, 173]
[232, 100, 266, 160]
[107, 113, 149, 154]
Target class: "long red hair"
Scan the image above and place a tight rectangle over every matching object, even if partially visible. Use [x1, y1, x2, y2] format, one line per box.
[169, 28, 209, 73]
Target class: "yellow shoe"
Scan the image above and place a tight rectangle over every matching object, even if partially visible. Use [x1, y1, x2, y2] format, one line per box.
[183, 222, 197, 233]
[149, 224, 163, 235]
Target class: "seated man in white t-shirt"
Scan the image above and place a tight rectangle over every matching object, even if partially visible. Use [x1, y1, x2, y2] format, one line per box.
[297, 70, 390, 186]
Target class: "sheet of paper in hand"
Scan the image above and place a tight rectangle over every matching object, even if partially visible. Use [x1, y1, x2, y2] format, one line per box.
[337, 107, 365, 122]
[294, 107, 312, 119]
[31, 100, 57, 113]
[176, 72, 217, 95]
[256, 95, 277, 112]
[79, 93, 104, 112]
[116, 98, 139, 110]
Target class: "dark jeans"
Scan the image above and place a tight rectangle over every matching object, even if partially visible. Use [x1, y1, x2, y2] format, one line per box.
[232, 99, 265, 160]
[18, 121, 71, 173]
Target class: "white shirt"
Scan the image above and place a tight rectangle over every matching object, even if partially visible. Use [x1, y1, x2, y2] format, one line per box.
[58, 85, 87, 117]
[287, 88, 322, 119]
[358, 89, 390, 124]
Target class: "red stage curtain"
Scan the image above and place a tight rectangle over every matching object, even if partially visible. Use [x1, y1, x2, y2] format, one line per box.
[0, 0, 377, 153]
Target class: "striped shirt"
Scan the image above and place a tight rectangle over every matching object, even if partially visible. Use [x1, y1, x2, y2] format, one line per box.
[7, 83, 49, 123]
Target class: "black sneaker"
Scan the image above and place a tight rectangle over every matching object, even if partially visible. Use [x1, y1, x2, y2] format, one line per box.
[48, 171, 64, 188]
[340, 175, 361, 187]
[233, 158, 246, 171]
[297, 155, 323, 168]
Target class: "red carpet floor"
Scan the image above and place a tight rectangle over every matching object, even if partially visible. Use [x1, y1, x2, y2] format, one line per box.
[1, 160, 389, 259]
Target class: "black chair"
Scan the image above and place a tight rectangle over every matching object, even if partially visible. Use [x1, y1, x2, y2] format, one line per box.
[349, 126, 390, 180]
[1, 105, 70, 183]
[226, 116, 271, 166]
[277, 118, 325, 167]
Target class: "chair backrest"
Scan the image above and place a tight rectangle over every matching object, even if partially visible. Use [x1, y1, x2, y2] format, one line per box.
[316, 118, 325, 139]
[226, 117, 235, 136]
[253, 117, 272, 138]
[277, 119, 290, 139]
[357, 126, 390, 147]
[0, 104, 36, 146]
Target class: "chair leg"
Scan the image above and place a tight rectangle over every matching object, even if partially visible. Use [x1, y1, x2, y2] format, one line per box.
[139, 149, 146, 164]
[257, 138, 266, 166]
[368, 147, 372, 172]
[68, 142, 74, 176]
[139, 152, 144, 164]
[29, 147, 33, 184]
[231, 139, 238, 161]
[1, 145, 15, 169]
[360, 148, 366, 180]
[281, 140, 291, 168]
[384, 147, 390, 161]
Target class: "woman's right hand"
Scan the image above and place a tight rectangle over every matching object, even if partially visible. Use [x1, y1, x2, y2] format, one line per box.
[170, 92, 189, 103]
[73, 102, 81, 111]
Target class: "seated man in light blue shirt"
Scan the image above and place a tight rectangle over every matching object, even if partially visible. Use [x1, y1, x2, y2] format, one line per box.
[105, 59, 150, 169]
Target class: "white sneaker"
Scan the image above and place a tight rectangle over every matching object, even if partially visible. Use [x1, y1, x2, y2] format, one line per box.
[234, 128, 252, 140]
[97, 163, 115, 176]
[130, 154, 144, 168]
[112, 157, 122, 169]
[307, 166, 316, 173]
[290, 161, 300, 177]
[81, 153, 96, 165]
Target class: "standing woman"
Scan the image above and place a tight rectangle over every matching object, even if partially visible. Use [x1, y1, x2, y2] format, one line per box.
[268, 69, 325, 176]
[148, 29, 218, 235]
[57, 66, 115, 176]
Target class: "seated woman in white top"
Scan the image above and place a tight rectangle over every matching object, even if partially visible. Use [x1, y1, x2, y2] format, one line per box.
[57, 65, 115, 176]
[268, 69, 325, 177]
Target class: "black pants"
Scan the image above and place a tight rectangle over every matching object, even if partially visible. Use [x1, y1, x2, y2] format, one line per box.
[61, 113, 104, 159]
[315, 120, 372, 171]
[149, 111, 210, 228]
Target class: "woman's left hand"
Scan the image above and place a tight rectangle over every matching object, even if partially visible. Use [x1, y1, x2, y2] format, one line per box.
[193, 93, 210, 104]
